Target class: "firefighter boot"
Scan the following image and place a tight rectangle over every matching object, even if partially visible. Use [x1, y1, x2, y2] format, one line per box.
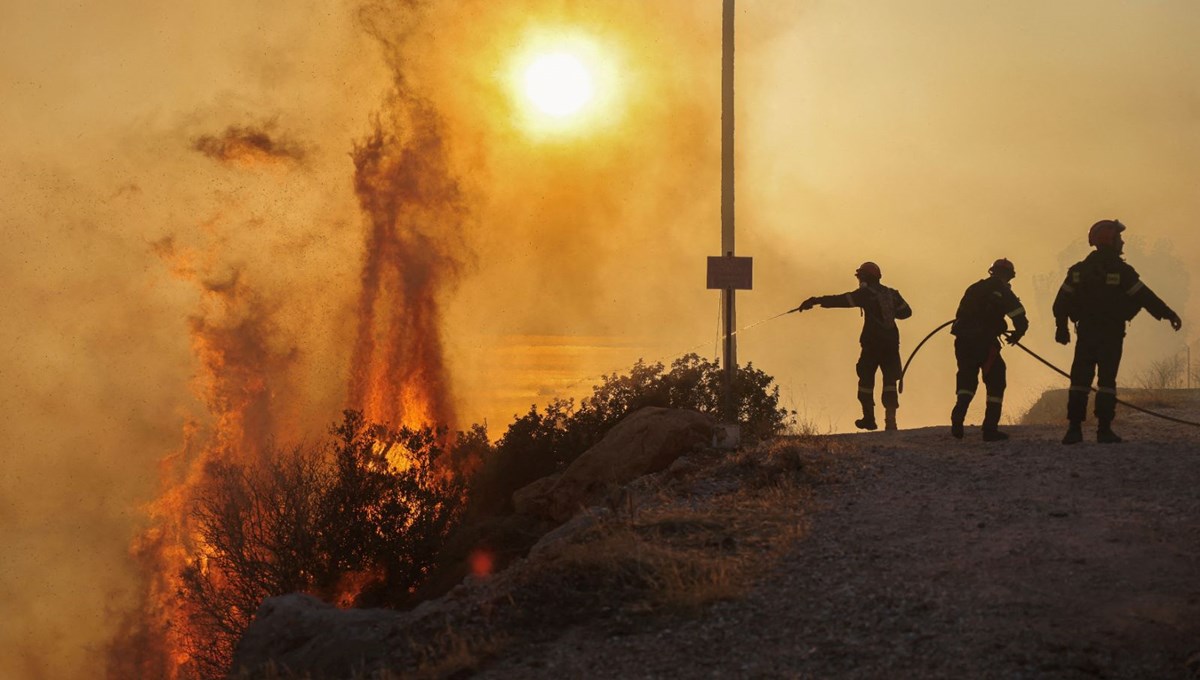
[981, 400, 1008, 442]
[884, 407, 898, 431]
[854, 402, 877, 431]
[949, 395, 971, 439]
[1062, 420, 1083, 445]
[1097, 419, 1123, 444]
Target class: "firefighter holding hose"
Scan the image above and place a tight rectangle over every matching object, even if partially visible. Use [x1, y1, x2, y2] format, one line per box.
[798, 262, 913, 431]
[949, 258, 1029, 441]
[1053, 219, 1182, 444]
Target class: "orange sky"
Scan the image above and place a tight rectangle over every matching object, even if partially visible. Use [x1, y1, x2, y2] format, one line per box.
[3, 1, 1200, 677]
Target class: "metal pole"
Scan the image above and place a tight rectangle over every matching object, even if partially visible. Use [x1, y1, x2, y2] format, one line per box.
[721, 0, 736, 423]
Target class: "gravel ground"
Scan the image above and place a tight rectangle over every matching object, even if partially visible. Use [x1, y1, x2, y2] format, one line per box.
[476, 408, 1200, 679]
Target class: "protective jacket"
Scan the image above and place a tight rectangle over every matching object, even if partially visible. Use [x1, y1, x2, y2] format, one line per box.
[1052, 250, 1173, 335]
[812, 283, 913, 347]
[949, 276, 1028, 437]
[1053, 248, 1176, 425]
[952, 277, 1029, 341]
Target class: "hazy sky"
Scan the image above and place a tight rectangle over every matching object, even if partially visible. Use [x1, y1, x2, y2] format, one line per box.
[3, 1, 1199, 677]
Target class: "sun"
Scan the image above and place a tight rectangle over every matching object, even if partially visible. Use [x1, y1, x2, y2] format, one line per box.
[522, 52, 595, 117]
[507, 31, 621, 137]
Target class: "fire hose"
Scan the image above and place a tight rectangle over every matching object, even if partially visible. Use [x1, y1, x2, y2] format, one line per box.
[898, 319, 955, 394]
[900, 319, 1200, 428]
[624, 307, 1199, 429]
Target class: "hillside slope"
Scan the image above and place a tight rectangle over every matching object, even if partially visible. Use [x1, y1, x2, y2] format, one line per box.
[236, 398, 1200, 679]
[477, 409, 1200, 679]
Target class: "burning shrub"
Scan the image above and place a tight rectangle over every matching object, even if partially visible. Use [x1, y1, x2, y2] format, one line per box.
[178, 410, 465, 679]
[470, 354, 792, 515]
[318, 411, 465, 601]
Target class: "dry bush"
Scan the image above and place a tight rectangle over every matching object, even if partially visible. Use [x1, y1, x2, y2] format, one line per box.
[181, 450, 329, 676]
[182, 410, 465, 679]
[1136, 352, 1187, 390]
[787, 410, 834, 439]
[469, 354, 794, 517]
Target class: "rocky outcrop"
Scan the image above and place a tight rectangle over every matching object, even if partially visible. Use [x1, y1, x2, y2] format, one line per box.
[230, 594, 404, 678]
[510, 472, 560, 519]
[513, 407, 714, 522]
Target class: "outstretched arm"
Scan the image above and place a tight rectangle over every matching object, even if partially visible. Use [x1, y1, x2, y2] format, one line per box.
[1126, 275, 1182, 330]
[799, 291, 859, 311]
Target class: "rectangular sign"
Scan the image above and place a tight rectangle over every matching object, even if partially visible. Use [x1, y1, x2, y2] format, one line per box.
[706, 255, 753, 290]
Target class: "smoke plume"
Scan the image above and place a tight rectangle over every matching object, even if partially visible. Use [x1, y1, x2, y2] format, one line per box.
[193, 124, 307, 168]
[3, 1, 1200, 678]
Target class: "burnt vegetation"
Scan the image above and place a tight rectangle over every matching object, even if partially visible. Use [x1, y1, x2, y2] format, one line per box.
[180, 354, 790, 678]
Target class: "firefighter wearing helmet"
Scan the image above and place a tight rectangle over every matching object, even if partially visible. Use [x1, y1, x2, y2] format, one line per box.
[948, 258, 1029, 441]
[1052, 219, 1183, 444]
[798, 261, 913, 431]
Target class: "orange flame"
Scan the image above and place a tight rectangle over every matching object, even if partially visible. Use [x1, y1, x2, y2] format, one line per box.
[107, 249, 298, 677]
[347, 97, 465, 432]
[330, 568, 389, 609]
[109, 87, 468, 677]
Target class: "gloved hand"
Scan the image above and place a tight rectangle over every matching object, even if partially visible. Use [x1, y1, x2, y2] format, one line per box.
[1005, 331, 1024, 346]
[798, 297, 818, 312]
[1166, 310, 1183, 331]
[1055, 322, 1070, 345]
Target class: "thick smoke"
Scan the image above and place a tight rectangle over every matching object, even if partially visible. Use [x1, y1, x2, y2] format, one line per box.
[107, 222, 311, 678]
[104, 6, 472, 678]
[193, 124, 307, 168]
[3, 1, 1200, 678]
[2, 2, 384, 676]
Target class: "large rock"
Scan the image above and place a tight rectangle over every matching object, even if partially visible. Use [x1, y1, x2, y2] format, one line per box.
[514, 407, 714, 522]
[231, 594, 404, 678]
[511, 472, 560, 518]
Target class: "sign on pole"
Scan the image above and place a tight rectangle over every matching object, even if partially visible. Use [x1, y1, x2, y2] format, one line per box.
[706, 255, 753, 291]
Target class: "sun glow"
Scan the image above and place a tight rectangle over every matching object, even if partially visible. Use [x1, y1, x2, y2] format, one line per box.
[508, 30, 622, 137]
[523, 52, 594, 117]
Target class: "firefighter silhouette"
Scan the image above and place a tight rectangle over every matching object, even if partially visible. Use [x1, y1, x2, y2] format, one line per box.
[799, 262, 913, 431]
[1053, 220, 1182, 444]
[949, 258, 1029, 441]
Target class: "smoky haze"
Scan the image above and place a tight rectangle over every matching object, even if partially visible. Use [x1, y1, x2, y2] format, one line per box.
[2, 0, 1199, 677]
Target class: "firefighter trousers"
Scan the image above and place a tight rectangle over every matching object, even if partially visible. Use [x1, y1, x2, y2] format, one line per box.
[856, 341, 902, 411]
[1067, 329, 1125, 423]
[952, 336, 1005, 428]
